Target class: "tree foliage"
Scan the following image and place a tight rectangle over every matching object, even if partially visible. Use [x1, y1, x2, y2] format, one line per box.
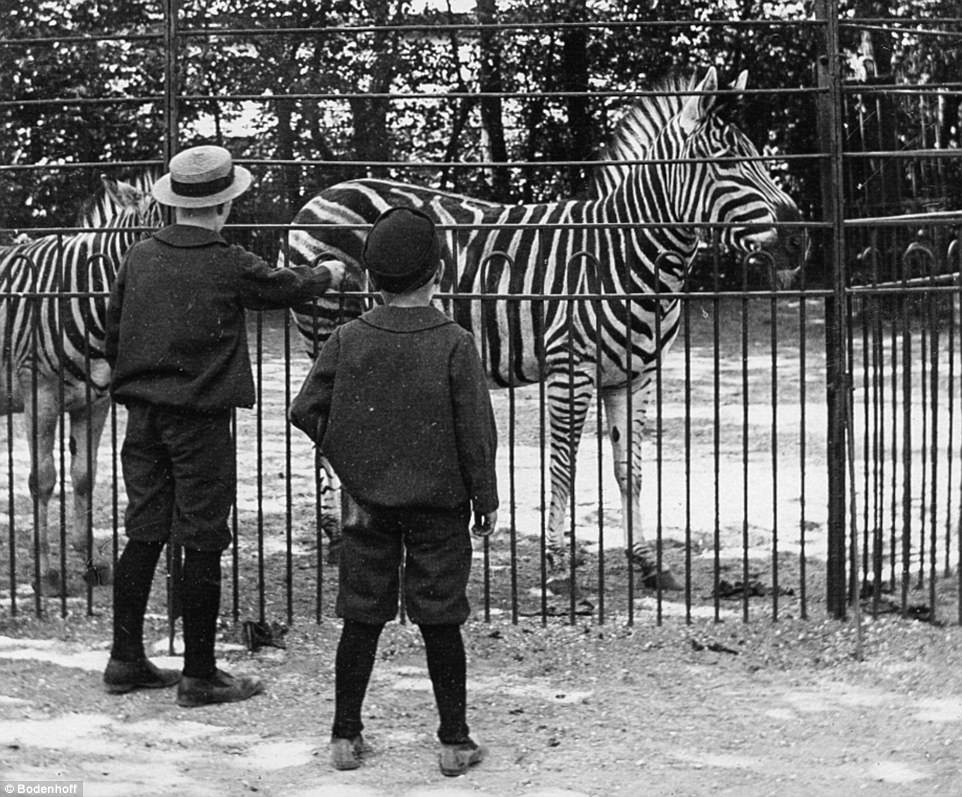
[1, 0, 960, 245]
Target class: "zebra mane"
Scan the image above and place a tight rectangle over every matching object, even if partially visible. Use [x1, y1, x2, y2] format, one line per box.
[592, 72, 697, 197]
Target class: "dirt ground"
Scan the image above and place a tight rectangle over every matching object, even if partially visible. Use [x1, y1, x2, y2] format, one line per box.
[2, 604, 962, 796]
[2, 300, 962, 795]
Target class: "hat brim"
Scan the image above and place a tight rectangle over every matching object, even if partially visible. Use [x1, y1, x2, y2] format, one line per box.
[151, 165, 252, 208]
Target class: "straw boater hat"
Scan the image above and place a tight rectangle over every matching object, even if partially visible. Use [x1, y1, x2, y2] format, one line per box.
[151, 145, 252, 208]
[362, 206, 441, 293]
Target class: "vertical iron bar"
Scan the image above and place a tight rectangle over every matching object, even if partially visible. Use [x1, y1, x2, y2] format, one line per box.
[683, 289, 692, 624]
[566, 290, 577, 625]
[918, 292, 928, 589]
[901, 287, 913, 617]
[57, 245, 69, 619]
[478, 254, 491, 623]
[592, 269, 605, 626]
[860, 293, 870, 585]
[624, 253, 634, 626]
[230, 409, 239, 623]
[770, 269, 779, 621]
[816, 0, 850, 618]
[740, 246, 750, 624]
[712, 239, 722, 622]
[283, 299, 294, 626]
[30, 245, 41, 616]
[927, 275, 940, 621]
[798, 259, 808, 619]
[256, 312, 266, 622]
[654, 255, 663, 625]
[507, 272, 519, 624]
[4, 258, 16, 615]
[536, 252, 548, 626]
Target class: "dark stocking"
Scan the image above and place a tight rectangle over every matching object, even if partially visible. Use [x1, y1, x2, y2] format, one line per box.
[420, 623, 469, 744]
[331, 619, 384, 739]
[110, 539, 164, 661]
[179, 548, 222, 679]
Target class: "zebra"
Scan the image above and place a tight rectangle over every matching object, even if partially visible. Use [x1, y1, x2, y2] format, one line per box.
[282, 66, 805, 587]
[1, 176, 159, 596]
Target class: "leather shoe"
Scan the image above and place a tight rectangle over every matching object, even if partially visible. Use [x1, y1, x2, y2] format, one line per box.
[330, 735, 373, 770]
[103, 656, 181, 694]
[176, 668, 265, 708]
[439, 737, 487, 777]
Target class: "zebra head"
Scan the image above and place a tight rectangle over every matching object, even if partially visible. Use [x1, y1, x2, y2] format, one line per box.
[77, 173, 161, 232]
[656, 67, 805, 282]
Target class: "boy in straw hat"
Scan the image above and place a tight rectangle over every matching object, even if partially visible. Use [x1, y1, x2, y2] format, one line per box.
[290, 206, 499, 776]
[102, 145, 340, 707]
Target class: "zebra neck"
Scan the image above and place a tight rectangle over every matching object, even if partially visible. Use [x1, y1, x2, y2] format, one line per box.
[600, 178, 698, 294]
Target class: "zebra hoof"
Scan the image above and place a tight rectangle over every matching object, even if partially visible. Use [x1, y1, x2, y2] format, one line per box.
[83, 560, 113, 587]
[640, 569, 684, 592]
[546, 545, 587, 572]
[628, 546, 683, 591]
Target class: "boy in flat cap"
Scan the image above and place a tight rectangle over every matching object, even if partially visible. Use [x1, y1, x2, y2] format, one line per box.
[290, 206, 499, 776]
[102, 145, 340, 706]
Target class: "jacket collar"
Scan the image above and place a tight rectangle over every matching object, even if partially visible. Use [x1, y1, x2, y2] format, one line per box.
[153, 224, 228, 248]
[360, 304, 453, 333]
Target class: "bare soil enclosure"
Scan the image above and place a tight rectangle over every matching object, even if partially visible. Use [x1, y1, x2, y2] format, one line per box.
[2, 300, 962, 796]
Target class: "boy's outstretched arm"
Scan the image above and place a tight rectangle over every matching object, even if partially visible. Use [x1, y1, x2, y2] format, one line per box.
[238, 249, 342, 310]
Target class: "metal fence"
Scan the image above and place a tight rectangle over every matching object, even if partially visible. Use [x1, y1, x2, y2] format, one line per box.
[1, 1, 961, 627]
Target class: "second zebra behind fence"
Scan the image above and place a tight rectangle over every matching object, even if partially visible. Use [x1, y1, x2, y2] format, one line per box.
[1, 178, 159, 599]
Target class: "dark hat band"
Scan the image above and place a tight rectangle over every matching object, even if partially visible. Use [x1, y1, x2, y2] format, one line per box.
[170, 167, 235, 198]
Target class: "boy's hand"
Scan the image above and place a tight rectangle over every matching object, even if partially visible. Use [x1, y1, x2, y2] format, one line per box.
[472, 511, 497, 538]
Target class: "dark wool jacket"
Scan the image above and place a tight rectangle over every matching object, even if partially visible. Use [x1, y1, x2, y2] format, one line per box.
[290, 304, 499, 515]
[106, 224, 331, 411]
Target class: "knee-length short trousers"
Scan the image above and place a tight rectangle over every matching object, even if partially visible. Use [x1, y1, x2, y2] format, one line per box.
[336, 498, 472, 626]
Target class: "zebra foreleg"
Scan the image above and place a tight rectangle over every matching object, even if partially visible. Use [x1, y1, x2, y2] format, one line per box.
[68, 396, 111, 580]
[601, 384, 683, 591]
[544, 372, 595, 572]
[21, 387, 65, 596]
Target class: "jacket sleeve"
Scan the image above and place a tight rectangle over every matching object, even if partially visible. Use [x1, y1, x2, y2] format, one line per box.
[289, 328, 340, 445]
[236, 247, 332, 310]
[104, 256, 128, 369]
[450, 334, 499, 514]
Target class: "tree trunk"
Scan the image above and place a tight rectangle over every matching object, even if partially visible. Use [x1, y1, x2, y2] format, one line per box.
[562, 0, 590, 198]
[477, 0, 510, 200]
[350, 3, 393, 179]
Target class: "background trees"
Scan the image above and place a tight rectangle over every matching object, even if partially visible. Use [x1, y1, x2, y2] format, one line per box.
[1, 0, 960, 251]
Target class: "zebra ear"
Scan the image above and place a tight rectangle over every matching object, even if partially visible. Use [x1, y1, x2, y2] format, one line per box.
[102, 175, 143, 209]
[731, 70, 748, 94]
[679, 66, 718, 134]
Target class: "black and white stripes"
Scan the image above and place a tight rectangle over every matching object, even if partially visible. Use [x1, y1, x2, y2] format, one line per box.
[1, 177, 158, 592]
[284, 68, 802, 578]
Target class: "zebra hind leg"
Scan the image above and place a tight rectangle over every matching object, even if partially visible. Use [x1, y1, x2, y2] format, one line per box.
[601, 385, 683, 592]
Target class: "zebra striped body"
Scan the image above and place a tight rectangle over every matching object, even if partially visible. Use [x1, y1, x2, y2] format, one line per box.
[285, 68, 803, 580]
[1, 178, 158, 593]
